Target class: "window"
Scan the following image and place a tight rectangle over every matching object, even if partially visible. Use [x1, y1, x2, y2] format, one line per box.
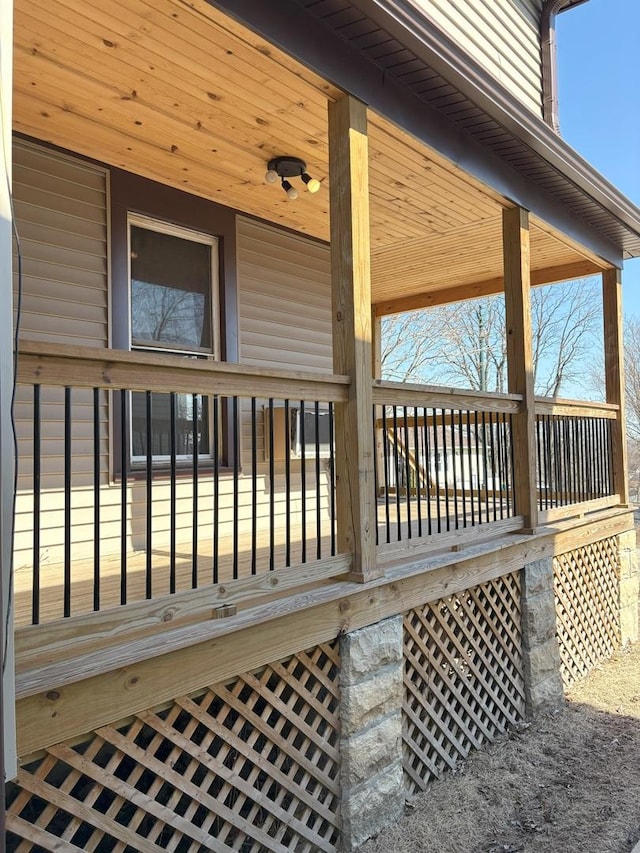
[128, 215, 219, 462]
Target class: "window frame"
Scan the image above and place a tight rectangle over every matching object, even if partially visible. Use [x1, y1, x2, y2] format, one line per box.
[109, 169, 239, 478]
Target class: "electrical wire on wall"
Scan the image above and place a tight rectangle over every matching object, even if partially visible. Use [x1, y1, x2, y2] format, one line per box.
[0, 52, 23, 676]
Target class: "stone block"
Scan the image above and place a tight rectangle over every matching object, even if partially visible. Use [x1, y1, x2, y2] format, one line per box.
[521, 590, 558, 645]
[620, 574, 640, 609]
[341, 666, 403, 736]
[620, 603, 639, 645]
[340, 616, 403, 683]
[340, 760, 405, 851]
[522, 558, 554, 598]
[524, 636, 562, 686]
[619, 549, 639, 580]
[527, 672, 565, 712]
[340, 712, 402, 788]
[618, 529, 637, 552]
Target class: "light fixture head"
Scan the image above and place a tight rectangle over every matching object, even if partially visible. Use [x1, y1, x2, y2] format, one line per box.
[302, 173, 321, 194]
[265, 156, 321, 197]
[281, 179, 298, 200]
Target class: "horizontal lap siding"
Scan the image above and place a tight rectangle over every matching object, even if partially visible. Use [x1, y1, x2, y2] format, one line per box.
[410, 0, 544, 115]
[13, 161, 335, 580]
[13, 141, 111, 572]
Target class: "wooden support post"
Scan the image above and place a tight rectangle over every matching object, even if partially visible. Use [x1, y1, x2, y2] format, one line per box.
[329, 95, 380, 581]
[602, 268, 629, 505]
[503, 207, 538, 532]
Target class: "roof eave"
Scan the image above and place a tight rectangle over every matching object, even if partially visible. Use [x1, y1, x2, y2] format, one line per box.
[355, 0, 640, 259]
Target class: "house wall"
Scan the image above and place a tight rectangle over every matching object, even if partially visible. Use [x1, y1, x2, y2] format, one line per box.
[411, 0, 544, 115]
[12, 140, 334, 612]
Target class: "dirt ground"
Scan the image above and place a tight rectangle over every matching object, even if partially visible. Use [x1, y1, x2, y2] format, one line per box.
[361, 642, 640, 853]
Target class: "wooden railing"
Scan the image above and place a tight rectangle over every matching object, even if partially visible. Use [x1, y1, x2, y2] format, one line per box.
[13, 345, 625, 627]
[534, 396, 619, 521]
[15, 342, 350, 625]
[372, 381, 523, 550]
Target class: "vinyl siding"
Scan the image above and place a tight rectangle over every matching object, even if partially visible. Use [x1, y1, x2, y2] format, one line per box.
[12, 157, 335, 614]
[237, 216, 333, 373]
[410, 0, 544, 115]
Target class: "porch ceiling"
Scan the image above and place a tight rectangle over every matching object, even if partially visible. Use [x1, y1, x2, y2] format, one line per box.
[13, 0, 607, 308]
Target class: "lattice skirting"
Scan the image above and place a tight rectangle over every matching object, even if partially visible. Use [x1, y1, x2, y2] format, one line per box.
[403, 572, 526, 795]
[6, 642, 341, 852]
[554, 536, 621, 689]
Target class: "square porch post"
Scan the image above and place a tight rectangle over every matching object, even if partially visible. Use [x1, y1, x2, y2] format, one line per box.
[602, 268, 629, 506]
[328, 94, 380, 581]
[503, 206, 538, 532]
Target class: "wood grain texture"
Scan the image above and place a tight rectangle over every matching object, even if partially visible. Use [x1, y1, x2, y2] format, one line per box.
[328, 95, 379, 581]
[602, 268, 629, 505]
[503, 206, 538, 531]
[15, 507, 634, 755]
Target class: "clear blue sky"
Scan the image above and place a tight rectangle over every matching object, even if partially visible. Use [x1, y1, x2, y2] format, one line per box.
[557, 0, 640, 317]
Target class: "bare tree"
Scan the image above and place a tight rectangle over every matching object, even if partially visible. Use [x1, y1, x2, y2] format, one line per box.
[381, 279, 602, 397]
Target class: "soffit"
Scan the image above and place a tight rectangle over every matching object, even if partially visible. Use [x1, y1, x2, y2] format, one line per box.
[12, 0, 605, 303]
[293, 0, 640, 259]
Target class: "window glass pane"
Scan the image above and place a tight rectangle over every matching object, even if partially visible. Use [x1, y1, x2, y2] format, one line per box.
[131, 391, 210, 459]
[130, 225, 212, 350]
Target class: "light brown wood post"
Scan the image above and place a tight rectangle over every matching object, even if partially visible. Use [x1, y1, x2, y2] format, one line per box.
[329, 94, 380, 581]
[503, 206, 538, 532]
[602, 268, 629, 505]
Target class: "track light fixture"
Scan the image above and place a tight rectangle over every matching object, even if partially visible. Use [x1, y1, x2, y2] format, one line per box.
[265, 156, 321, 199]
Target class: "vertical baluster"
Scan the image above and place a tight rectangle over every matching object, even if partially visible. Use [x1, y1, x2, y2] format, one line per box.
[285, 400, 292, 565]
[145, 391, 153, 600]
[473, 411, 480, 524]
[495, 410, 504, 520]
[315, 401, 322, 558]
[192, 393, 199, 589]
[509, 413, 516, 515]
[433, 409, 442, 533]
[268, 398, 275, 572]
[119, 389, 127, 607]
[441, 409, 450, 531]
[63, 387, 73, 617]
[93, 387, 100, 612]
[251, 397, 257, 576]
[458, 410, 467, 529]
[423, 407, 432, 536]
[32, 384, 41, 625]
[466, 410, 475, 527]
[300, 399, 307, 562]
[403, 407, 412, 539]
[382, 407, 391, 543]
[328, 402, 336, 557]
[212, 395, 219, 585]
[536, 415, 543, 512]
[373, 405, 380, 546]
[450, 409, 459, 531]
[392, 405, 402, 541]
[504, 413, 513, 515]
[480, 411, 489, 524]
[489, 412, 498, 522]
[543, 416, 551, 510]
[232, 396, 239, 579]
[414, 406, 423, 537]
[169, 392, 177, 594]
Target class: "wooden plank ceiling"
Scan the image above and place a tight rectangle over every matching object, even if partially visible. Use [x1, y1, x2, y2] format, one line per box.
[12, 0, 607, 307]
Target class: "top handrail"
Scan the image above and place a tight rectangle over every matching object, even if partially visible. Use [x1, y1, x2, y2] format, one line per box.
[16, 341, 350, 402]
[534, 395, 618, 418]
[372, 378, 522, 413]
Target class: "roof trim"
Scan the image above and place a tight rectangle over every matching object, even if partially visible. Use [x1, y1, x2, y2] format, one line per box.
[353, 0, 640, 258]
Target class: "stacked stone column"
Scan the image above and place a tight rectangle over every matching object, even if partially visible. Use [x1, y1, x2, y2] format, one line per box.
[520, 557, 564, 713]
[339, 615, 405, 851]
[618, 529, 639, 645]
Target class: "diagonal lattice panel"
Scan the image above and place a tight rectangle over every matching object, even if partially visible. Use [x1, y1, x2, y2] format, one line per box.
[6, 642, 341, 852]
[554, 537, 621, 688]
[403, 572, 526, 795]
